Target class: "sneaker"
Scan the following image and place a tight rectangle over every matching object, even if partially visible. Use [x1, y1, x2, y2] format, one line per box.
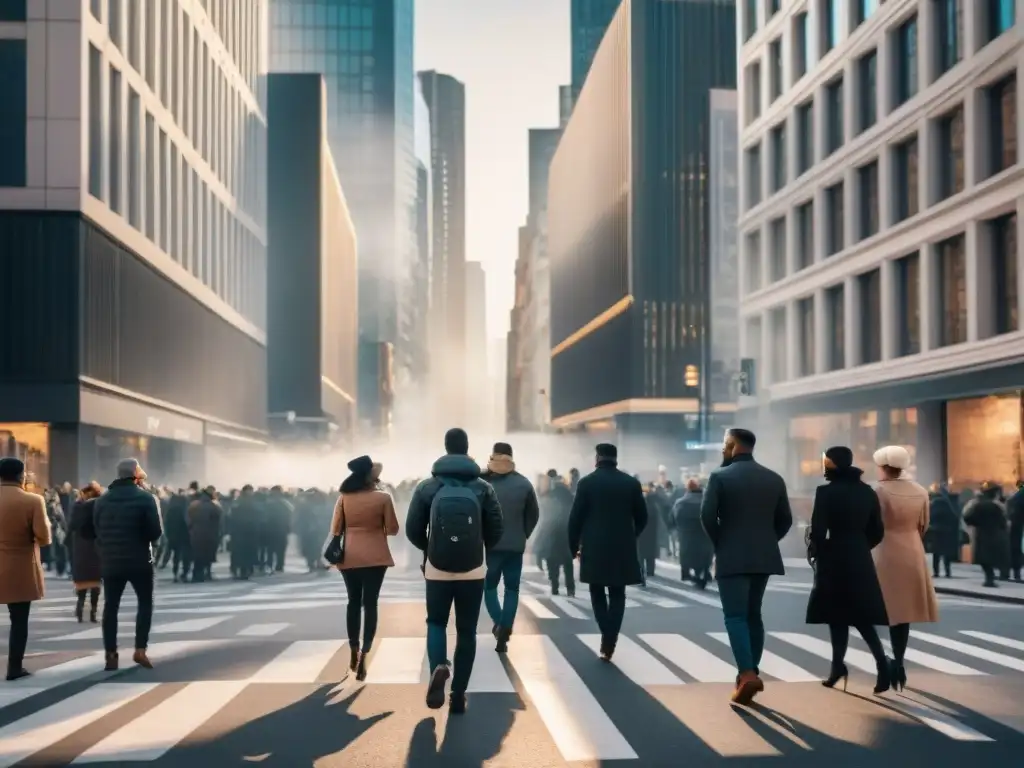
[104, 652, 119, 672]
[425, 663, 451, 710]
[132, 649, 153, 669]
[449, 691, 467, 715]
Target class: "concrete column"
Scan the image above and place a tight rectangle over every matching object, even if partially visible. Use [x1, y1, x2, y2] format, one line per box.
[813, 187, 827, 263]
[878, 138, 894, 230]
[845, 58, 859, 140]
[920, 241, 939, 351]
[758, 223, 770, 289]
[760, 310, 775, 386]
[918, 118, 937, 209]
[813, 84, 826, 170]
[843, 167, 857, 251]
[973, 218, 998, 340]
[786, 301, 800, 380]
[877, 24, 894, 115]
[784, 211, 798, 276]
[880, 258, 897, 360]
[963, 87, 983, 187]
[963, 0, 980, 57]
[918, 0, 937, 87]
[813, 287, 828, 374]
[965, 219, 983, 342]
[844, 275, 862, 367]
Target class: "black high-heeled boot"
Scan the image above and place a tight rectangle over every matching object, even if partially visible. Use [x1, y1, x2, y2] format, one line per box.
[821, 662, 848, 691]
[349, 644, 359, 672]
[888, 659, 906, 692]
[356, 651, 368, 682]
[874, 660, 892, 694]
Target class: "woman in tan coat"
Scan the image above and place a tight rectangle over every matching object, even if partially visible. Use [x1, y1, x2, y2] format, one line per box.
[0, 458, 52, 681]
[329, 455, 400, 681]
[872, 445, 939, 692]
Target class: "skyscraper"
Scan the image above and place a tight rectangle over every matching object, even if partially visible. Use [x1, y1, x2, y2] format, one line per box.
[418, 70, 467, 420]
[0, 0, 269, 486]
[269, 0, 416, 431]
[409, 77, 433, 389]
[570, 0, 621, 103]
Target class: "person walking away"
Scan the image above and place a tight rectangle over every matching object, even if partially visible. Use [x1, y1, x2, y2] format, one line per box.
[1006, 481, 1024, 581]
[805, 447, 890, 694]
[0, 458, 51, 680]
[330, 456, 400, 681]
[89, 459, 163, 671]
[164, 488, 192, 582]
[69, 482, 103, 622]
[540, 470, 575, 597]
[927, 485, 960, 579]
[674, 478, 713, 588]
[406, 428, 504, 714]
[962, 481, 1011, 587]
[188, 487, 223, 582]
[568, 444, 647, 662]
[481, 442, 539, 653]
[266, 487, 293, 573]
[295, 490, 325, 572]
[700, 428, 793, 705]
[229, 485, 261, 580]
[638, 482, 663, 583]
[872, 445, 939, 691]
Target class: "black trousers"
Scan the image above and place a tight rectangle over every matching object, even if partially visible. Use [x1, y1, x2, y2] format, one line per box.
[547, 559, 575, 594]
[341, 566, 387, 651]
[828, 623, 887, 669]
[6, 602, 30, 673]
[102, 568, 155, 653]
[588, 585, 626, 647]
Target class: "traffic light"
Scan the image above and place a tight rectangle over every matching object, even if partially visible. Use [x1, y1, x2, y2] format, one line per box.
[738, 358, 755, 396]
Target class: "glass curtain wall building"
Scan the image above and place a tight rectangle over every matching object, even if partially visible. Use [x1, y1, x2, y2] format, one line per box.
[571, 0, 623, 105]
[269, 0, 416, 431]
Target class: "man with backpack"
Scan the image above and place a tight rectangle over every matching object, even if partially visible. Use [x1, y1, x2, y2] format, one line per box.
[406, 427, 504, 715]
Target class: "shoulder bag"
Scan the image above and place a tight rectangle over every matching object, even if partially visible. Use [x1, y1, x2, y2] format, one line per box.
[324, 498, 346, 565]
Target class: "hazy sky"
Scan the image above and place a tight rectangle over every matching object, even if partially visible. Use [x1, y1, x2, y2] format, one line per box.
[415, 0, 569, 341]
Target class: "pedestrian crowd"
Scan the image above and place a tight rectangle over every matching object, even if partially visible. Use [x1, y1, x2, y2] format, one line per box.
[1, 426, 1021, 714]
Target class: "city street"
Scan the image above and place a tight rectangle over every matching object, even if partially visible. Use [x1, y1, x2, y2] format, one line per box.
[0, 556, 1022, 766]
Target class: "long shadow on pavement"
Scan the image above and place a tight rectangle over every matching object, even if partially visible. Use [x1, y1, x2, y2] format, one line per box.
[403, 696, 520, 768]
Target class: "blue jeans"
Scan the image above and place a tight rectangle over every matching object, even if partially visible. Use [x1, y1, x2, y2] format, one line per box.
[717, 574, 770, 674]
[425, 579, 484, 694]
[483, 551, 523, 630]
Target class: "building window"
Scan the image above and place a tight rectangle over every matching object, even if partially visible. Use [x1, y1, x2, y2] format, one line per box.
[145, 112, 156, 240]
[825, 181, 844, 256]
[795, 100, 814, 175]
[859, 269, 882, 363]
[747, 62, 762, 123]
[825, 76, 844, 155]
[0, 40, 27, 187]
[826, 284, 845, 370]
[937, 234, 967, 346]
[857, 49, 877, 133]
[0, 1, 26, 21]
[854, 0, 879, 27]
[892, 135, 919, 223]
[798, 298, 815, 377]
[894, 14, 918, 108]
[991, 213, 1019, 334]
[767, 0, 781, 19]
[128, 89, 141, 228]
[88, 45, 103, 200]
[895, 253, 921, 356]
[109, 66, 122, 214]
[127, 0, 140, 70]
[935, 0, 963, 78]
[936, 104, 965, 200]
[745, 230, 763, 293]
[744, 0, 757, 41]
[987, 73, 1017, 177]
[768, 39, 783, 103]
[793, 12, 809, 80]
[858, 161, 879, 240]
[796, 200, 814, 269]
[986, 0, 1016, 43]
[770, 123, 786, 192]
[821, 0, 840, 54]
[770, 216, 787, 281]
[746, 142, 762, 208]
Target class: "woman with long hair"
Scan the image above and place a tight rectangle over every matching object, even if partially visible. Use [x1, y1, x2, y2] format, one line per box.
[872, 445, 939, 691]
[805, 447, 890, 693]
[329, 455, 400, 681]
[68, 482, 103, 622]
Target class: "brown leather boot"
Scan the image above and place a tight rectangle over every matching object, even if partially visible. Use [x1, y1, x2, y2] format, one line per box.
[133, 649, 153, 669]
[731, 670, 763, 705]
[104, 652, 119, 671]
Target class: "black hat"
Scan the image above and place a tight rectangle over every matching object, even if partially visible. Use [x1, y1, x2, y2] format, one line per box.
[493, 442, 513, 457]
[824, 446, 853, 469]
[0, 457, 25, 483]
[347, 455, 374, 476]
[546, 469, 558, 478]
[444, 427, 469, 455]
[596, 443, 617, 459]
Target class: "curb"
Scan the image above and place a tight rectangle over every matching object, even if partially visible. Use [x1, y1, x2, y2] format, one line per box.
[934, 585, 1024, 605]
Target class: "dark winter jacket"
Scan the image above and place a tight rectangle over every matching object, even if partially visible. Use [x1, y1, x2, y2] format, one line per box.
[88, 479, 163, 575]
[68, 497, 102, 585]
[480, 454, 539, 554]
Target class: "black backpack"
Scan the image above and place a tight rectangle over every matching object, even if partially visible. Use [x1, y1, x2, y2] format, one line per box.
[427, 478, 484, 573]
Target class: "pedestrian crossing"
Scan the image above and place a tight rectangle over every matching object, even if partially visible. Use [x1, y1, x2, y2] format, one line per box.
[2, 627, 1024, 763]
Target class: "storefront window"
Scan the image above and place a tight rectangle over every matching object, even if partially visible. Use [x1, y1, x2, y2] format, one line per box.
[789, 414, 852, 494]
[946, 394, 1022, 491]
[889, 407, 919, 479]
[0, 423, 50, 490]
[851, 410, 878, 470]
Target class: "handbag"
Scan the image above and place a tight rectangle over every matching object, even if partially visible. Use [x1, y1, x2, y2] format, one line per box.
[323, 499, 346, 565]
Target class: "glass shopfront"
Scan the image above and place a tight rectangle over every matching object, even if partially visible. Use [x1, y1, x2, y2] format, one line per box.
[0, 423, 50, 490]
[946, 393, 1022, 491]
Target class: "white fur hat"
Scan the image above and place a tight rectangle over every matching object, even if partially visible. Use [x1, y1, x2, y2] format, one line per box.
[873, 445, 910, 470]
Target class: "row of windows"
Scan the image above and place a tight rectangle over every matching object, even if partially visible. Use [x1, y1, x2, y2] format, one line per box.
[757, 213, 1018, 384]
[744, 70, 1017, 286]
[87, 46, 265, 327]
[274, 27, 374, 53]
[271, 2, 375, 29]
[744, 0, 1015, 131]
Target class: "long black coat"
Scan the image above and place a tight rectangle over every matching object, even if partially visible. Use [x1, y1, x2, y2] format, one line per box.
[805, 469, 889, 626]
[964, 496, 1011, 570]
[568, 460, 647, 586]
[674, 490, 714, 572]
[927, 493, 960, 560]
[68, 498, 102, 586]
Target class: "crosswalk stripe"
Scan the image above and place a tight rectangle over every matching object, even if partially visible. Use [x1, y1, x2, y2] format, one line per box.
[0, 653, 108, 709]
[638, 633, 735, 682]
[506, 635, 637, 761]
[550, 597, 588, 619]
[911, 631, 1024, 672]
[960, 630, 1024, 652]
[623, 598, 642, 609]
[44, 616, 232, 642]
[466, 636, 515, 693]
[72, 681, 248, 763]
[0, 683, 157, 768]
[878, 695, 995, 742]
[877, 640, 986, 676]
[247, 640, 343, 683]
[647, 580, 721, 608]
[770, 632, 878, 674]
[365, 638, 426, 684]
[578, 634, 685, 685]
[630, 591, 684, 608]
[706, 633, 816, 682]
[237, 623, 290, 637]
[520, 596, 558, 619]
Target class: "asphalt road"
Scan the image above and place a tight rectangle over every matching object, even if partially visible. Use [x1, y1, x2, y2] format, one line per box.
[1, 554, 1023, 767]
